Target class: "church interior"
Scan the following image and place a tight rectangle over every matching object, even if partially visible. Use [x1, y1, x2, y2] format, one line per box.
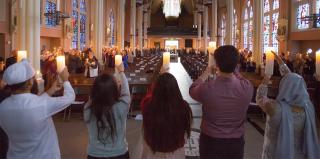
[0, 0, 320, 159]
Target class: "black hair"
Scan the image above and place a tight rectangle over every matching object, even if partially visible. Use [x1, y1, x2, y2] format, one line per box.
[87, 73, 119, 144]
[214, 45, 240, 73]
[7, 81, 29, 91]
[143, 73, 193, 153]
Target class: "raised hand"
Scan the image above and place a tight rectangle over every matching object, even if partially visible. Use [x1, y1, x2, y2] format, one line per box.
[262, 75, 271, 85]
[115, 63, 125, 73]
[46, 80, 63, 96]
[271, 51, 285, 65]
[59, 67, 70, 82]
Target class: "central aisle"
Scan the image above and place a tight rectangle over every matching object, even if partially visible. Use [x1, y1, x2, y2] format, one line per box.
[168, 58, 199, 105]
[54, 57, 264, 159]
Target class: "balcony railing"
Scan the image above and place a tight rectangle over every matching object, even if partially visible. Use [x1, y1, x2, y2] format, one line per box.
[148, 27, 210, 36]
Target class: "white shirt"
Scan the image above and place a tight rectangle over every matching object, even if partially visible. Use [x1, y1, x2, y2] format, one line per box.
[0, 81, 75, 159]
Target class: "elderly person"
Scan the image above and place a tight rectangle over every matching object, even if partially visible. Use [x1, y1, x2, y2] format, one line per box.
[256, 52, 320, 159]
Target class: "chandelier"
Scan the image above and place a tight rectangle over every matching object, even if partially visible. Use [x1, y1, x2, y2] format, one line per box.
[163, 0, 181, 18]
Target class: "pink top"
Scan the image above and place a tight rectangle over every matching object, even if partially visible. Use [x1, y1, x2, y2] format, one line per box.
[189, 73, 253, 138]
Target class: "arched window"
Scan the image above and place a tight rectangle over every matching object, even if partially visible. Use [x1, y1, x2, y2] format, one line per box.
[45, 0, 57, 27]
[316, 0, 320, 27]
[296, 1, 310, 29]
[109, 10, 115, 46]
[233, 9, 238, 47]
[72, 0, 87, 49]
[263, 0, 279, 53]
[243, 0, 253, 51]
[221, 15, 226, 46]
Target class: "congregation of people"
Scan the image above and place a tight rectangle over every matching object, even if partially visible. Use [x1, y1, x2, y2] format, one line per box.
[0, 45, 320, 159]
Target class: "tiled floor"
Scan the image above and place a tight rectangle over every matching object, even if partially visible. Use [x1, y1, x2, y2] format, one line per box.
[55, 117, 264, 159]
[55, 60, 264, 159]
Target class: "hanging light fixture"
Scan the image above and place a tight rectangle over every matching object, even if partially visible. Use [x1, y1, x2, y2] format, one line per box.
[163, 0, 181, 18]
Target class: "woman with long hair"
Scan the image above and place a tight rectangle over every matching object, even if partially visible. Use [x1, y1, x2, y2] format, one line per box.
[141, 72, 193, 159]
[84, 63, 130, 159]
[256, 52, 320, 159]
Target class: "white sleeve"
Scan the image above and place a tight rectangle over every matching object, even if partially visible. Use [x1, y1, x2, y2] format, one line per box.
[256, 84, 275, 111]
[118, 72, 130, 105]
[42, 81, 76, 117]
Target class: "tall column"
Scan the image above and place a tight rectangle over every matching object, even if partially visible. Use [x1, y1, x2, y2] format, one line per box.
[93, 0, 104, 62]
[117, 0, 125, 50]
[253, 0, 263, 65]
[143, 7, 148, 49]
[211, 0, 218, 42]
[197, 12, 202, 51]
[138, 5, 143, 55]
[18, 0, 26, 50]
[147, 10, 151, 27]
[226, 0, 234, 45]
[17, 0, 41, 72]
[203, 6, 208, 53]
[193, 10, 198, 27]
[130, 0, 136, 55]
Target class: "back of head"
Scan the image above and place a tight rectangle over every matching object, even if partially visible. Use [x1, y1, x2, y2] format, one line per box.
[277, 73, 310, 107]
[214, 45, 239, 73]
[89, 73, 119, 143]
[3, 60, 35, 93]
[143, 73, 192, 153]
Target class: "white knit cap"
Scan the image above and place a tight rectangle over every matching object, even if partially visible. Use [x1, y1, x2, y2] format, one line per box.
[3, 59, 35, 85]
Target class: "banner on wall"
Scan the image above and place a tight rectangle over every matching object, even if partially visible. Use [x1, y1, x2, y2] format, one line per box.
[277, 18, 288, 42]
[65, 19, 73, 39]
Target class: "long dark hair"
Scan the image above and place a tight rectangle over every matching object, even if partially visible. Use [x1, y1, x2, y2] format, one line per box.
[142, 73, 193, 153]
[87, 74, 119, 144]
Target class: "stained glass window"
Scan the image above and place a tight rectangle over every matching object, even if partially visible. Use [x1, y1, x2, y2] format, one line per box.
[72, 10, 79, 49]
[45, 0, 57, 27]
[72, 0, 87, 49]
[264, 0, 270, 13]
[248, 20, 253, 51]
[243, 22, 248, 49]
[297, 3, 310, 29]
[272, 13, 279, 49]
[221, 15, 226, 46]
[80, 0, 86, 12]
[73, 0, 78, 9]
[243, 0, 253, 51]
[233, 9, 238, 47]
[263, 0, 279, 53]
[109, 10, 115, 46]
[263, 16, 270, 48]
[273, 0, 279, 9]
[244, 9, 248, 20]
[316, 0, 320, 27]
[80, 14, 86, 49]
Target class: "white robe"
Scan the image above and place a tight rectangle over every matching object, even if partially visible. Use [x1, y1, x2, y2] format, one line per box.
[0, 82, 75, 159]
